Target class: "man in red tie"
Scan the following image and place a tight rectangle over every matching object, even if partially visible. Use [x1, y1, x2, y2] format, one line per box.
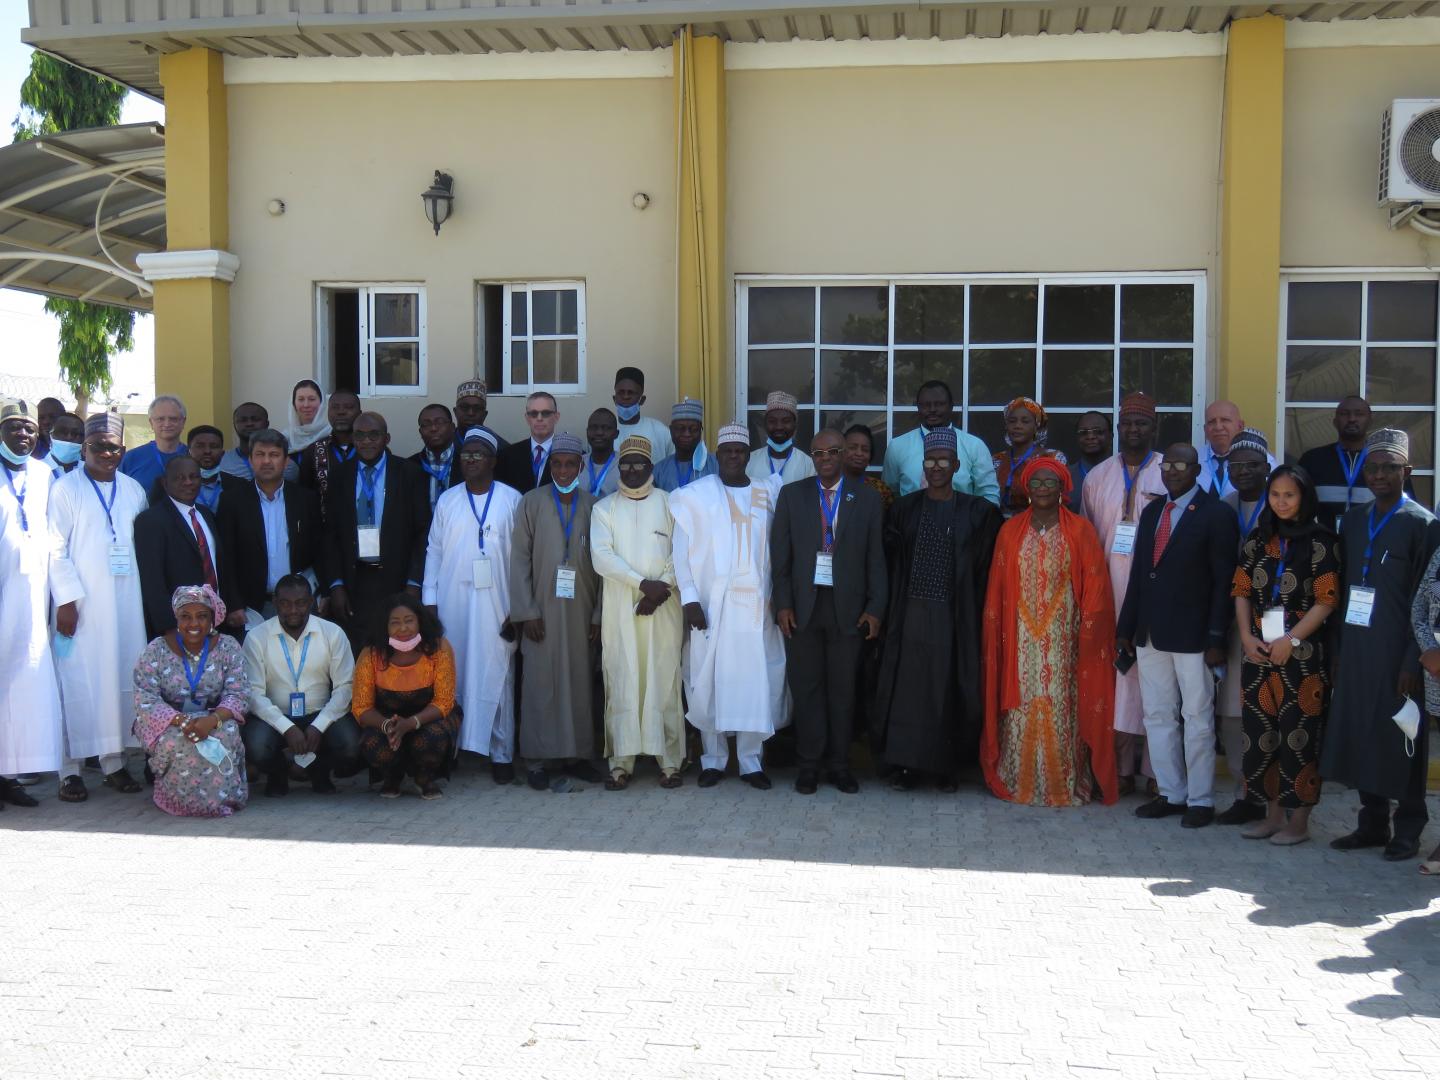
[1116, 443, 1239, 829]
[496, 392, 559, 494]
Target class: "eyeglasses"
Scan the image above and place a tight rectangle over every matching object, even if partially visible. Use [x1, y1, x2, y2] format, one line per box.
[810, 448, 842, 459]
[618, 462, 650, 474]
[353, 430, 386, 442]
[922, 458, 954, 469]
[1158, 462, 1193, 473]
[1027, 477, 1062, 490]
[1362, 462, 1406, 475]
[458, 451, 492, 463]
[85, 443, 123, 456]
[526, 409, 557, 420]
[1075, 427, 1108, 438]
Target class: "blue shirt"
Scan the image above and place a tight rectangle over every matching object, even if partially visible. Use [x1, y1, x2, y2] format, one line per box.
[118, 441, 187, 493]
[881, 425, 1000, 505]
[354, 453, 388, 529]
[1154, 483, 1199, 539]
[653, 446, 717, 493]
[257, 482, 291, 594]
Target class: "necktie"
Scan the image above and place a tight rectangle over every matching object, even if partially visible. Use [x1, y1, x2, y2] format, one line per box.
[189, 507, 219, 591]
[358, 464, 377, 527]
[533, 444, 545, 479]
[1152, 501, 1177, 566]
[820, 487, 835, 552]
[1215, 458, 1227, 492]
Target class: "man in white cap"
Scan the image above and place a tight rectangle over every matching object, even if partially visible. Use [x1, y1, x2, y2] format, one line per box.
[453, 379, 507, 453]
[746, 391, 817, 485]
[48, 411, 149, 802]
[653, 398, 716, 493]
[673, 422, 789, 788]
[423, 426, 523, 784]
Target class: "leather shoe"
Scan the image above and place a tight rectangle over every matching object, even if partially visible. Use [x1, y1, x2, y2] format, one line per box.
[794, 770, 818, 795]
[1181, 806, 1215, 829]
[310, 773, 337, 795]
[697, 768, 724, 788]
[527, 768, 550, 792]
[1134, 796, 1186, 819]
[491, 762, 515, 785]
[0, 779, 39, 807]
[827, 771, 860, 795]
[264, 772, 289, 797]
[1384, 838, 1421, 861]
[741, 771, 772, 790]
[564, 760, 605, 783]
[1330, 830, 1390, 851]
[1215, 800, 1265, 826]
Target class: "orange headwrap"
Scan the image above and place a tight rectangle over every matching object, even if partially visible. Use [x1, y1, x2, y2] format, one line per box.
[1016, 453, 1071, 496]
[1005, 396, 1047, 429]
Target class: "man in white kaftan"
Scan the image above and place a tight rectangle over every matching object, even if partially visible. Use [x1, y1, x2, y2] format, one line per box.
[671, 422, 789, 788]
[422, 427, 522, 781]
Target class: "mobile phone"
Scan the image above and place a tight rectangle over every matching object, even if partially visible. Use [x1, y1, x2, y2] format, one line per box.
[1114, 651, 1136, 676]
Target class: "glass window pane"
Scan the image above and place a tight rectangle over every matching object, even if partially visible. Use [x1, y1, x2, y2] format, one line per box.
[821, 409, 887, 467]
[820, 350, 887, 406]
[819, 286, 888, 346]
[1157, 412, 1193, 452]
[374, 342, 418, 387]
[1121, 348, 1192, 407]
[895, 285, 964, 344]
[892, 410, 922, 438]
[748, 409, 815, 453]
[1368, 346, 1437, 406]
[1368, 281, 1437, 342]
[373, 293, 418, 338]
[1047, 411, 1114, 462]
[968, 349, 1035, 406]
[1043, 349, 1113, 407]
[748, 287, 814, 345]
[1285, 345, 1360, 402]
[965, 410, 1005, 455]
[532, 290, 577, 336]
[747, 348, 814, 406]
[1287, 281, 1360, 340]
[509, 340, 528, 388]
[510, 289, 527, 336]
[969, 284, 1037, 344]
[1121, 284, 1193, 342]
[1284, 407, 1342, 463]
[1044, 284, 1114, 344]
[532, 339, 578, 384]
[894, 349, 965, 405]
[1410, 475, 1434, 508]
[1369, 410, 1434, 472]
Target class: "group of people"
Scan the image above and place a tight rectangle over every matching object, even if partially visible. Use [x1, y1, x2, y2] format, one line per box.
[2, 372, 1438, 874]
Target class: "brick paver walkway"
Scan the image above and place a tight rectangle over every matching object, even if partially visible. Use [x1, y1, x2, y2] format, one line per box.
[1, 761, 1437, 1079]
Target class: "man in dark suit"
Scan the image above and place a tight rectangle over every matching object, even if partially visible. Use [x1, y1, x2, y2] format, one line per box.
[496, 391, 558, 494]
[771, 428, 888, 795]
[134, 454, 245, 639]
[324, 411, 430, 649]
[1117, 443, 1240, 829]
[408, 403, 460, 511]
[219, 428, 327, 618]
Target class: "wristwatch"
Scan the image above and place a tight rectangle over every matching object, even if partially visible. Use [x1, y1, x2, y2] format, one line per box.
[1289, 636, 1302, 648]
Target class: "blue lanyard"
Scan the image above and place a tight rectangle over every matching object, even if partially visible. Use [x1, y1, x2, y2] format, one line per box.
[2, 465, 28, 532]
[1271, 539, 1289, 605]
[1362, 495, 1407, 585]
[1236, 498, 1263, 537]
[87, 473, 119, 541]
[196, 481, 221, 513]
[552, 486, 578, 563]
[332, 442, 356, 464]
[678, 460, 694, 488]
[1003, 445, 1037, 506]
[359, 457, 384, 503]
[181, 636, 212, 704]
[1337, 445, 1366, 508]
[467, 484, 495, 552]
[769, 450, 792, 476]
[817, 478, 842, 551]
[1212, 456, 1230, 497]
[420, 452, 451, 485]
[587, 454, 616, 496]
[1120, 452, 1153, 519]
[278, 632, 311, 691]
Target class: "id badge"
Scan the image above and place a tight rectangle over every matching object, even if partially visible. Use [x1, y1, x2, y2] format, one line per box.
[1345, 586, 1376, 628]
[555, 566, 577, 600]
[357, 526, 381, 560]
[289, 692, 306, 719]
[1261, 608, 1286, 644]
[814, 552, 835, 587]
[1112, 522, 1138, 556]
[107, 543, 134, 576]
[17, 537, 42, 575]
[472, 556, 494, 589]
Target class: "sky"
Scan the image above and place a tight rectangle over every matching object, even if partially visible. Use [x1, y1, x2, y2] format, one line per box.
[0, 13, 165, 409]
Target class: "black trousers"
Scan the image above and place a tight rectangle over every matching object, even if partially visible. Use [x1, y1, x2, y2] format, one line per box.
[345, 561, 398, 652]
[1357, 717, 1430, 844]
[785, 588, 863, 773]
[242, 711, 364, 779]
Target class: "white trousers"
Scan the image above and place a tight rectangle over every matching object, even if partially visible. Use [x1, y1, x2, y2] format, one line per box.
[488, 715, 514, 765]
[64, 752, 124, 777]
[1136, 645, 1216, 807]
[700, 731, 766, 775]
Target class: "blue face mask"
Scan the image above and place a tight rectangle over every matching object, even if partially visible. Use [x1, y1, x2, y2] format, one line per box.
[53, 633, 76, 659]
[767, 437, 793, 454]
[195, 735, 235, 775]
[554, 476, 580, 495]
[0, 441, 30, 466]
[49, 439, 82, 465]
[200, 465, 222, 480]
[614, 402, 641, 422]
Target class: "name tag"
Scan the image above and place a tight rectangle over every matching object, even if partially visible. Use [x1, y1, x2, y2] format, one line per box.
[555, 566, 577, 599]
[472, 556, 493, 590]
[18, 537, 43, 576]
[1261, 608, 1286, 644]
[289, 692, 307, 719]
[1112, 522, 1138, 556]
[1345, 586, 1376, 628]
[814, 552, 834, 587]
[357, 526, 381, 560]
[108, 543, 134, 576]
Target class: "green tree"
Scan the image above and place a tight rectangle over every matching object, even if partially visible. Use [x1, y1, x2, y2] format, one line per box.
[13, 53, 134, 411]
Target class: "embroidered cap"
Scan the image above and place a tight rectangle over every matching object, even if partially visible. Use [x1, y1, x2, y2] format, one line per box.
[1119, 392, 1157, 420]
[0, 399, 35, 425]
[455, 379, 487, 401]
[618, 434, 653, 462]
[1366, 427, 1410, 462]
[84, 411, 125, 440]
[459, 427, 498, 451]
[672, 398, 704, 423]
[1228, 427, 1270, 458]
[550, 431, 585, 457]
[764, 391, 798, 417]
[716, 422, 750, 448]
[923, 428, 958, 456]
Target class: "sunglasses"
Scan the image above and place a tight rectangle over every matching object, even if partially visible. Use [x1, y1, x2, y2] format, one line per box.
[922, 458, 955, 469]
[1027, 477, 1062, 490]
[1158, 462, 1193, 473]
[618, 462, 650, 474]
[85, 442, 123, 456]
[810, 448, 843, 459]
[526, 409, 557, 419]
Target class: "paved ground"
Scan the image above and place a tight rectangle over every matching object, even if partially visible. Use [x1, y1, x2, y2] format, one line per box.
[1, 758, 1438, 1080]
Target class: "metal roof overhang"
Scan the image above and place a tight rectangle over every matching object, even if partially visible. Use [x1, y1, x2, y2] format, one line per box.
[22, 1, 1440, 100]
[0, 124, 165, 313]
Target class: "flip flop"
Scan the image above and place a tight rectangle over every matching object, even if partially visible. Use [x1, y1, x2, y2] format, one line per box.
[102, 767, 142, 794]
[604, 771, 630, 791]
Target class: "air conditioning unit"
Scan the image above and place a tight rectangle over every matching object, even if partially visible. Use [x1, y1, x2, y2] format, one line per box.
[1379, 99, 1440, 207]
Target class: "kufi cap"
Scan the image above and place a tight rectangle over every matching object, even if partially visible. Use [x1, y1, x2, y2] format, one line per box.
[923, 428, 958, 455]
[171, 583, 225, 624]
[455, 379, 487, 401]
[1017, 454, 1072, 496]
[765, 391, 798, 416]
[0, 399, 34, 424]
[1119, 392, 1157, 420]
[618, 434, 653, 462]
[716, 422, 750, 448]
[1366, 427, 1409, 462]
[1228, 427, 1269, 457]
[672, 398, 704, 423]
[459, 427, 498, 451]
[84, 411, 125, 440]
[550, 432, 585, 457]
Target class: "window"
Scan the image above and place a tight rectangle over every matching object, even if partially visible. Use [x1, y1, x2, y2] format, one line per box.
[316, 284, 427, 396]
[736, 274, 1205, 464]
[1281, 274, 1438, 506]
[487, 281, 586, 394]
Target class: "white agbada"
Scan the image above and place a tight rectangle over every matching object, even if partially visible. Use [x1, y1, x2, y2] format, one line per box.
[670, 474, 788, 736]
[0, 458, 62, 775]
[47, 466, 148, 758]
[422, 480, 522, 759]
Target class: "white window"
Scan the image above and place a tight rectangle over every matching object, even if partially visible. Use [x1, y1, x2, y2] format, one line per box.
[735, 274, 1206, 463]
[496, 281, 586, 394]
[316, 283, 427, 397]
[1280, 272, 1438, 506]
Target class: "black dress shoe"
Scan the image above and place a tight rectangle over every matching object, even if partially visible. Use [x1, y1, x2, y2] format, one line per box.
[527, 768, 550, 792]
[827, 771, 860, 795]
[1135, 796, 1186, 819]
[795, 770, 818, 795]
[1181, 806, 1215, 829]
[697, 768, 724, 788]
[1384, 838, 1421, 861]
[491, 762, 515, 785]
[889, 770, 917, 792]
[564, 760, 605, 783]
[741, 771, 772, 791]
[0, 779, 39, 807]
[309, 772, 337, 795]
[264, 772, 290, 797]
[1215, 800, 1266, 826]
[1330, 830, 1390, 851]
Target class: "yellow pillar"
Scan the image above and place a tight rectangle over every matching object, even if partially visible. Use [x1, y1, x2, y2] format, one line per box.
[675, 28, 727, 437]
[1218, 15, 1285, 435]
[153, 47, 231, 427]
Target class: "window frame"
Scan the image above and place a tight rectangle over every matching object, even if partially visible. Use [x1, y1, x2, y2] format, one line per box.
[315, 281, 428, 398]
[500, 280, 587, 396]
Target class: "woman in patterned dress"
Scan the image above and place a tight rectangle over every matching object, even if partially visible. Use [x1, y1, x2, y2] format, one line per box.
[1231, 465, 1340, 846]
[1409, 545, 1440, 875]
[992, 397, 1067, 519]
[132, 584, 249, 817]
[842, 424, 894, 511]
[981, 455, 1118, 806]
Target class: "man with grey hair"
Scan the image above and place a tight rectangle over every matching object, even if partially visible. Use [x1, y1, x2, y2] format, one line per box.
[119, 393, 187, 493]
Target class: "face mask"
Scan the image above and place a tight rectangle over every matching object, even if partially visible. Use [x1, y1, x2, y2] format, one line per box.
[200, 465, 222, 480]
[614, 402, 641, 422]
[389, 634, 422, 653]
[554, 476, 580, 495]
[0, 441, 30, 466]
[195, 735, 235, 775]
[53, 634, 76, 660]
[49, 439, 82, 465]
[766, 437, 793, 454]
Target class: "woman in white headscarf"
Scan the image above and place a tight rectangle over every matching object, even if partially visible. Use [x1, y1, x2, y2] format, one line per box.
[286, 379, 331, 461]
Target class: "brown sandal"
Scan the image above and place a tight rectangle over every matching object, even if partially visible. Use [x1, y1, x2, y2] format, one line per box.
[659, 772, 683, 789]
[58, 775, 88, 803]
[103, 767, 142, 794]
[604, 771, 630, 791]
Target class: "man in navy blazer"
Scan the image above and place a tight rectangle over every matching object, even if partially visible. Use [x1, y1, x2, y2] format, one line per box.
[1117, 443, 1239, 828]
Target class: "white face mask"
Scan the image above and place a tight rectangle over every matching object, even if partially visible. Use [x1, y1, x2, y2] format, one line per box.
[388, 634, 422, 653]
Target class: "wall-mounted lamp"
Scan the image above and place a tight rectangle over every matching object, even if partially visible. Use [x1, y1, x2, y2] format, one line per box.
[422, 171, 454, 235]
[632, 192, 651, 210]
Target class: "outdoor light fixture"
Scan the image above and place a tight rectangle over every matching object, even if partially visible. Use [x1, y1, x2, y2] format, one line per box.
[421, 171, 454, 235]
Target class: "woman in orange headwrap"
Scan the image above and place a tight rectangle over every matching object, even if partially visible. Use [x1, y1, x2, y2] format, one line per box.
[981, 455, 1118, 805]
[992, 397, 1066, 518]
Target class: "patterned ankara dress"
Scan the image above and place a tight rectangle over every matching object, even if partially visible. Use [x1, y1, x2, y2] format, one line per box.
[353, 642, 459, 788]
[1231, 530, 1341, 808]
